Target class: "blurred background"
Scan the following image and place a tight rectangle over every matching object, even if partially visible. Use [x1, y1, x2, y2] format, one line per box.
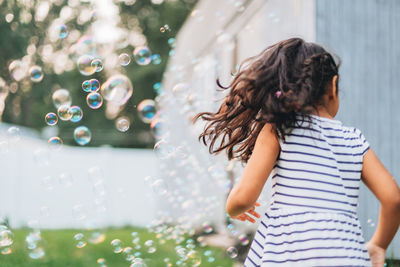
[0, 0, 399, 266]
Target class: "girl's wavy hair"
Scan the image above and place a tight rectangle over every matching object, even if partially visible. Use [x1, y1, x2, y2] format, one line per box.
[193, 37, 341, 163]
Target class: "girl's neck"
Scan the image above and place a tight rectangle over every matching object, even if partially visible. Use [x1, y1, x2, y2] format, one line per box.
[312, 106, 335, 120]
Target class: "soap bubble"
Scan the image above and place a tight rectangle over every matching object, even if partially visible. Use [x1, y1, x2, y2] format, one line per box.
[59, 24, 68, 39]
[7, 126, 21, 143]
[9, 60, 27, 81]
[172, 83, 189, 99]
[74, 126, 91, 146]
[81, 81, 90, 93]
[119, 53, 131, 66]
[160, 24, 170, 33]
[57, 104, 72, 121]
[111, 239, 123, 253]
[122, 246, 135, 261]
[52, 89, 72, 108]
[115, 116, 130, 132]
[45, 112, 58, 126]
[202, 222, 213, 234]
[226, 246, 238, 258]
[97, 258, 107, 266]
[167, 38, 176, 48]
[130, 258, 147, 267]
[87, 231, 105, 244]
[153, 139, 175, 159]
[68, 106, 83, 122]
[1, 246, 11, 255]
[91, 58, 103, 72]
[144, 239, 156, 253]
[0, 227, 14, 247]
[48, 136, 63, 149]
[150, 119, 164, 139]
[133, 46, 152, 66]
[25, 231, 45, 259]
[86, 92, 103, 109]
[238, 233, 249, 245]
[77, 55, 96, 76]
[89, 79, 100, 92]
[29, 66, 44, 82]
[151, 54, 161, 65]
[73, 233, 87, 248]
[186, 250, 201, 266]
[153, 82, 162, 93]
[101, 74, 133, 106]
[137, 99, 156, 123]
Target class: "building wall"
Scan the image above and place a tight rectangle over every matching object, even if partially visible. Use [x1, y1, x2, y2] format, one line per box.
[316, 0, 400, 257]
[162, 0, 399, 259]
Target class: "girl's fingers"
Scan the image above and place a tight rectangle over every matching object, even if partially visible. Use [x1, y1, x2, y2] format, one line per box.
[244, 214, 256, 223]
[248, 210, 260, 218]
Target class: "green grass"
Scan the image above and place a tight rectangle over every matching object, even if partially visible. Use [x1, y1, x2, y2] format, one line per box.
[0, 227, 234, 267]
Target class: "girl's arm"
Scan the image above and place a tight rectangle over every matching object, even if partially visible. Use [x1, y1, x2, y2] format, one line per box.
[361, 149, 400, 249]
[226, 123, 280, 218]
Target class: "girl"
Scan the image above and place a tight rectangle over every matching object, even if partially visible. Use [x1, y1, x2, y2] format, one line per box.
[194, 38, 400, 266]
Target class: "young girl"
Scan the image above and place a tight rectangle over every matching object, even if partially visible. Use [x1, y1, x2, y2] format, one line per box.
[195, 38, 400, 266]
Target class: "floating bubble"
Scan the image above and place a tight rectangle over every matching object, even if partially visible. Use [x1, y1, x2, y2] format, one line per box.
[101, 74, 133, 106]
[77, 55, 96, 76]
[25, 231, 45, 259]
[153, 139, 175, 159]
[151, 54, 161, 65]
[59, 24, 68, 39]
[153, 82, 162, 93]
[45, 112, 58, 126]
[130, 258, 147, 267]
[186, 250, 201, 266]
[238, 233, 249, 245]
[144, 239, 156, 253]
[226, 246, 238, 258]
[150, 119, 164, 139]
[97, 258, 107, 266]
[7, 126, 21, 142]
[68, 106, 83, 122]
[57, 104, 72, 121]
[122, 246, 135, 261]
[172, 83, 189, 99]
[52, 89, 72, 108]
[0, 228, 14, 247]
[9, 60, 27, 81]
[115, 116, 130, 132]
[202, 222, 213, 234]
[119, 53, 131, 66]
[74, 126, 91, 146]
[151, 179, 168, 195]
[1, 246, 11, 255]
[111, 239, 123, 253]
[91, 58, 103, 72]
[82, 80, 90, 93]
[133, 46, 152, 66]
[168, 50, 175, 57]
[167, 38, 176, 48]
[88, 231, 105, 244]
[89, 79, 100, 92]
[73, 233, 87, 248]
[137, 99, 156, 123]
[29, 66, 44, 82]
[86, 92, 103, 109]
[160, 24, 170, 33]
[48, 137, 63, 149]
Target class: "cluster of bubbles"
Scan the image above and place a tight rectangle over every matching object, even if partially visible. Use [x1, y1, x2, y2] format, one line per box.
[0, 225, 14, 255]
[25, 229, 46, 259]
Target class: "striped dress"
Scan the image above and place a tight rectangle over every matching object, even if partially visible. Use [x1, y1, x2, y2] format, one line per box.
[244, 114, 372, 267]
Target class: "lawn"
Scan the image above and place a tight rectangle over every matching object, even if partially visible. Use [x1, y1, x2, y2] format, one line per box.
[0, 227, 234, 267]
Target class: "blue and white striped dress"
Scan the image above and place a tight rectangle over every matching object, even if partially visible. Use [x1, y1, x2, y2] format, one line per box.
[244, 114, 372, 267]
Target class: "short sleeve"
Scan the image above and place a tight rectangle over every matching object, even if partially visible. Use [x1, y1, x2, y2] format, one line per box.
[354, 128, 370, 156]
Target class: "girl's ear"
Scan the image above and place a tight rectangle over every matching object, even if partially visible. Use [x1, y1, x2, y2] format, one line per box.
[330, 75, 338, 99]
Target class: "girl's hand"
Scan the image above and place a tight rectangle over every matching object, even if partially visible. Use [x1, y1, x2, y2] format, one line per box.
[365, 241, 386, 267]
[231, 202, 261, 223]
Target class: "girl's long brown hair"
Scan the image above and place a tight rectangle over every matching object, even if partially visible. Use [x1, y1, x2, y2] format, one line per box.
[193, 37, 341, 163]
